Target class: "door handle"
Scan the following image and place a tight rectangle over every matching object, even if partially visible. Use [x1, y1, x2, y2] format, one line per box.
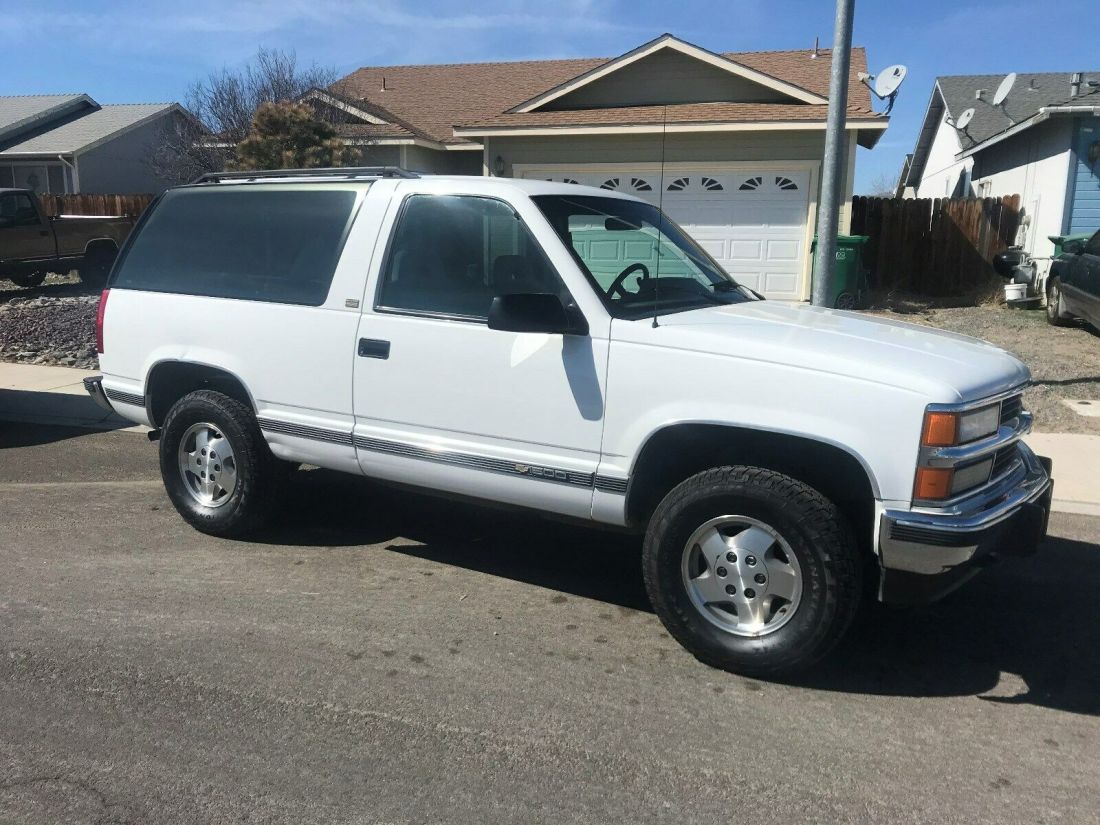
[358, 338, 390, 359]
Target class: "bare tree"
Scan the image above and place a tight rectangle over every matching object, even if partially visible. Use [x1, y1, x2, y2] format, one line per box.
[149, 47, 347, 184]
[863, 170, 900, 198]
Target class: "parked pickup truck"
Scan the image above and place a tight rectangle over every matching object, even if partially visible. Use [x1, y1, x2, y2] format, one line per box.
[85, 168, 1054, 677]
[0, 188, 132, 288]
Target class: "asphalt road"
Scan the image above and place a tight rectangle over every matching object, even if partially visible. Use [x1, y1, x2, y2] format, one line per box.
[1, 422, 1098, 824]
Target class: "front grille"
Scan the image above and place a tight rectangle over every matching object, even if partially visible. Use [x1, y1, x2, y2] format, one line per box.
[990, 444, 1020, 480]
[1000, 394, 1024, 425]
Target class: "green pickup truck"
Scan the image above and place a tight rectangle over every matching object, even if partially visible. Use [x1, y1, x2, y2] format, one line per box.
[0, 188, 134, 288]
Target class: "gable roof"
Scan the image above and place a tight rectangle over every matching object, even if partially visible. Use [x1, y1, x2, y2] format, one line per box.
[939, 72, 1100, 150]
[906, 71, 1100, 185]
[509, 34, 828, 112]
[339, 42, 879, 147]
[0, 94, 96, 143]
[0, 102, 179, 156]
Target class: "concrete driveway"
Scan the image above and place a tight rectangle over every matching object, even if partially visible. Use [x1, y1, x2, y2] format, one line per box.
[1, 423, 1098, 824]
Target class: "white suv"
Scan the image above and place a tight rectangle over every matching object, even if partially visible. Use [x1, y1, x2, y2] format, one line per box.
[86, 167, 1053, 676]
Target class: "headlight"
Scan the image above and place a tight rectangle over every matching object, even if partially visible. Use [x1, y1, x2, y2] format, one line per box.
[921, 404, 1000, 447]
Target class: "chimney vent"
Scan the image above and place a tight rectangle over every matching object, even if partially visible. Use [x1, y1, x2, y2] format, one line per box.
[1071, 72, 1082, 97]
[381, 75, 389, 92]
[975, 89, 986, 100]
[811, 36, 819, 59]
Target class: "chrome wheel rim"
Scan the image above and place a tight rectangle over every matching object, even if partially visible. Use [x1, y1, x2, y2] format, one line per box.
[681, 515, 803, 637]
[177, 422, 238, 508]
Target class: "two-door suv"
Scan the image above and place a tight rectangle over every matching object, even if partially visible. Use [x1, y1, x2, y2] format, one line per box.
[87, 167, 1053, 676]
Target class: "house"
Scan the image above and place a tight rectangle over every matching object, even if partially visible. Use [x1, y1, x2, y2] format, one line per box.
[0, 93, 191, 195]
[902, 71, 1100, 262]
[314, 34, 888, 301]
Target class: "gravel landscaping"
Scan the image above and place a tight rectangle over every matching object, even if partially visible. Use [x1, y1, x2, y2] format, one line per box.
[870, 304, 1100, 435]
[0, 273, 99, 370]
[3, 274, 1098, 433]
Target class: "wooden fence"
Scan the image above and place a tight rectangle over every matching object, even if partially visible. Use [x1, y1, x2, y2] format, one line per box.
[36, 193, 154, 219]
[850, 195, 1021, 296]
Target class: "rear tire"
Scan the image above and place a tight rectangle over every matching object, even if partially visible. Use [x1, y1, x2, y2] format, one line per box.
[159, 390, 285, 537]
[9, 271, 47, 288]
[78, 245, 115, 287]
[642, 466, 862, 677]
[1046, 277, 1072, 326]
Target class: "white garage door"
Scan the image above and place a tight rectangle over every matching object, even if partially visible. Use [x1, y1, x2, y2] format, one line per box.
[519, 167, 812, 301]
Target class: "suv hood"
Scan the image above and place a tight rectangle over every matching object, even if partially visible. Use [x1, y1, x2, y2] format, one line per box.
[613, 301, 1029, 403]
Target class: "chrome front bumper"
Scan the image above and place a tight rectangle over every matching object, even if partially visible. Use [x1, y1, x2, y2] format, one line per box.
[879, 442, 1053, 604]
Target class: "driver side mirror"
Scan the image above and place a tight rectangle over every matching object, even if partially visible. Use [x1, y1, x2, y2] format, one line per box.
[1062, 239, 1085, 256]
[487, 293, 588, 336]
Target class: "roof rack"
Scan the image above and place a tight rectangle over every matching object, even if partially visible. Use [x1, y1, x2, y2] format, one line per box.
[190, 166, 420, 184]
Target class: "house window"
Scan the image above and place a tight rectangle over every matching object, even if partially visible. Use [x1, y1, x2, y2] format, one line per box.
[701, 176, 723, 191]
[630, 177, 652, 192]
[666, 177, 689, 191]
[738, 176, 763, 191]
[775, 176, 798, 191]
[600, 178, 620, 190]
[978, 180, 992, 198]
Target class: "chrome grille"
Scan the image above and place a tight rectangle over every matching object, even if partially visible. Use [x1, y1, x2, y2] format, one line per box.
[990, 444, 1020, 481]
[999, 394, 1024, 425]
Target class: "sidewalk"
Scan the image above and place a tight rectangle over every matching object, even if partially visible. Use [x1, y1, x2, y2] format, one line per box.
[0, 361, 143, 432]
[1, 361, 1096, 516]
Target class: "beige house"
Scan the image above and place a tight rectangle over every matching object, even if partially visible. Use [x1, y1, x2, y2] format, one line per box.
[319, 34, 888, 300]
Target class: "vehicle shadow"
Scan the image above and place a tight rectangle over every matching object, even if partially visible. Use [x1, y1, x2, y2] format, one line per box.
[263, 469, 1099, 714]
[796, 531, 1100, 714]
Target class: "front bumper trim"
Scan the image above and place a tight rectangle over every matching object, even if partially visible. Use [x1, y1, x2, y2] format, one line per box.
[879, 443, 1052, 603]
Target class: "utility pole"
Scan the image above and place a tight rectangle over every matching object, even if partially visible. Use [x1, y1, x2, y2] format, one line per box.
[811, 0, 855, 306]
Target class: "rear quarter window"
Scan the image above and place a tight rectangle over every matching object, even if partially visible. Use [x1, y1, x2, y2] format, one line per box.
[111, 186, 359, 306]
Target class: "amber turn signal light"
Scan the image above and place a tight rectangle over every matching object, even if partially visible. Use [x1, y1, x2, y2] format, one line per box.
[914, 467, 954, 500]
[921, 411, 958, 447]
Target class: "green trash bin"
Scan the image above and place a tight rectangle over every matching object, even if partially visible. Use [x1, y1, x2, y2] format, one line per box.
[811, 234, 870, 309]
[1048, 232, 1091, 258]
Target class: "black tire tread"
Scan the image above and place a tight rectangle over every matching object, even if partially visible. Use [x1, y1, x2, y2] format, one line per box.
[1045, 277, 1071, 327]
[643, 465, 861, 676]
[159, 389, 284, 537]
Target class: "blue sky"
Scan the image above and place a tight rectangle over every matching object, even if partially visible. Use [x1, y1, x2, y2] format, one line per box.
[2, 0, 1094, 191]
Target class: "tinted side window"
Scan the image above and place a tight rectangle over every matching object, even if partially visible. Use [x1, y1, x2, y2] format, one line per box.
[377, 194, 562, 320]
[112, 187, 358, 306]
[0, 193, 39, 228]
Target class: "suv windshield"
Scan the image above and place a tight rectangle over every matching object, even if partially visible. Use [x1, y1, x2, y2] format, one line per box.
[532, 194, 754, 319]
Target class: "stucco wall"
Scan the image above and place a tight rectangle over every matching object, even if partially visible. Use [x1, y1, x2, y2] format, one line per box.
[76, 111, 187, 194]
[972, 117, 1073, 259]
[544, 50, 790, 109]
[401, 144, 481, 175]
[915, 115, 969, 198]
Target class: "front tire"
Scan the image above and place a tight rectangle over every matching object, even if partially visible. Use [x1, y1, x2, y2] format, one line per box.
[643, 466, 862, 677]
[1046, 277, 1072, 326]
[159, 390, 285, 537]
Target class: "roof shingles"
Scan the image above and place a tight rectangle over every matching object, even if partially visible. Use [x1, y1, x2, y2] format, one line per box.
[339, 44, 876, 144]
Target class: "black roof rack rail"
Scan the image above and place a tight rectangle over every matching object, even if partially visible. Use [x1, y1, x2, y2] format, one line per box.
[189, 166, 420, 184]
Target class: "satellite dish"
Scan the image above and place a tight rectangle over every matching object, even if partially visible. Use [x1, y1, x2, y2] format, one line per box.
[956, 107, 975, 130]
[993, 72, 1016, 106]
[859, 64, 908, 114]
[873, 65, 908, 98]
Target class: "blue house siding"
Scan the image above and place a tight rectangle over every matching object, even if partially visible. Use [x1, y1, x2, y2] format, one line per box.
[1068, 116, 1100, 234]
